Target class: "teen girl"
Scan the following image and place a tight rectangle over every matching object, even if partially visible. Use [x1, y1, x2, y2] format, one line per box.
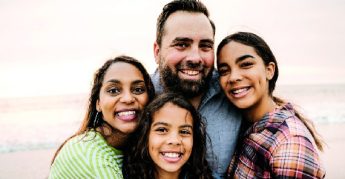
[217, 32, 325, 178]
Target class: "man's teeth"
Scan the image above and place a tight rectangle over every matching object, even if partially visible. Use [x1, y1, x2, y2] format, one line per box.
[117, 111, 136, 116]
[163, 152, 181, 158]
[232, 88, 248, 94]
[182, 70, 199, 75]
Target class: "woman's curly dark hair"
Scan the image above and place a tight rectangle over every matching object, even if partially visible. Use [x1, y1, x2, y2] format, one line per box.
[123, 92, 212, 179]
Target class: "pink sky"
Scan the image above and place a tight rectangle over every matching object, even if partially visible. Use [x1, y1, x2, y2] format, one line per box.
[1, 0, 345, 98]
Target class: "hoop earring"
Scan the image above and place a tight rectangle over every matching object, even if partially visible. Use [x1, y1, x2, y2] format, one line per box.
[93, 112, 100, 127]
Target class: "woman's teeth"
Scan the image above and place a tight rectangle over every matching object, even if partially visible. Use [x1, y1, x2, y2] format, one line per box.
[117, 111, 136, 116]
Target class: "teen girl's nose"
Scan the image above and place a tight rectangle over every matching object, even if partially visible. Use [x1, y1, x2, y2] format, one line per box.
[228, 68, 242, 83]
[120, 89, 135, 103]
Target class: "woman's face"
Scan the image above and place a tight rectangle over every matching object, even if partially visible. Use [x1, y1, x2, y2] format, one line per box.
[217, 41, 275, 110]
[148, 102, 193, 177]
[96, 62, 149, 134]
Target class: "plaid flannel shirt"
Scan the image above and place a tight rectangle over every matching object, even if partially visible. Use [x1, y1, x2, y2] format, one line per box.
[228, 103, 325, 178]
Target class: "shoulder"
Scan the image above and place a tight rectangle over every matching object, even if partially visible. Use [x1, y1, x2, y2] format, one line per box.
[248, 104, 313, 153]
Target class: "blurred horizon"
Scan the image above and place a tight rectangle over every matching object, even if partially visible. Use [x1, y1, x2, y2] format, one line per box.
[1, 0, 345, 98]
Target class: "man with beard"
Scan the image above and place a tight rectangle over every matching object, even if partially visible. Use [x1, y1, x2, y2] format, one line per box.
[150, 0, 242, 178]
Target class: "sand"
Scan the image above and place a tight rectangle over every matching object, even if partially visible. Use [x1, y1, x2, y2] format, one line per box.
[0, 123, 343, 179]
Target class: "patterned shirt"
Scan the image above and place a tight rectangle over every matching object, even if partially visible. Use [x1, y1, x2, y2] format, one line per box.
[228, 103, 325, 179]
[49, 131, 123, 179]
[151, 70, 242, 179]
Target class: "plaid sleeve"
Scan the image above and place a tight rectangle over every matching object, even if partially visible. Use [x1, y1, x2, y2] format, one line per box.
[271, 136, 325, 179]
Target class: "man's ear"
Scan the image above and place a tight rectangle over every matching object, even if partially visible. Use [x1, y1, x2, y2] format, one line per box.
[153, 42, 160, 64]
[266, 62, 276, 80]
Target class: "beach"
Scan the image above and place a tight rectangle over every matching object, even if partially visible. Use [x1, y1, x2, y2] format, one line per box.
[0, 123, 343, 179]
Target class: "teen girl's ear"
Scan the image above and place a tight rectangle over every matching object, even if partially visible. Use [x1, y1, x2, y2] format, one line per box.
[266, 62, 275, 80]
[153, 42, 160, 64]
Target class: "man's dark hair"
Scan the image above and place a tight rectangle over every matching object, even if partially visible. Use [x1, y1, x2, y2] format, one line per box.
[156, 0, 215, 46]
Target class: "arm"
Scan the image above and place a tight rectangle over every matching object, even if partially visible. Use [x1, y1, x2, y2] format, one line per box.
[91, 152, 124, 179]
[271, 136, 325, 179]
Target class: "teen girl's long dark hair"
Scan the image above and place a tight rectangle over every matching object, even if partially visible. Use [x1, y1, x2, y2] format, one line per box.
[217, 32, 324, 151]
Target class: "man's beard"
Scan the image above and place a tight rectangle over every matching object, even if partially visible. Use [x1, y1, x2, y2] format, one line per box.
[159, 62, 213, 98]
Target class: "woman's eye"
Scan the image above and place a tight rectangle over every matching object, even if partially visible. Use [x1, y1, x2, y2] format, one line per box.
[132, 86, 146, 95]
[107, 88, 120, 94]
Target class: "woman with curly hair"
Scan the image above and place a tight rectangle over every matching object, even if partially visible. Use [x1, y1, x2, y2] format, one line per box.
[49, 55, 155, 178]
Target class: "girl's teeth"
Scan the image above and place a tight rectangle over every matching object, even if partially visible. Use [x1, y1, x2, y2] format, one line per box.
[163, 152, 180, 158]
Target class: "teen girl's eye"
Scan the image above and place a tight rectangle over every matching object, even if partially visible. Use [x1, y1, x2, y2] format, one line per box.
[154, 127, 168, 134]
[240, 61, 254, 68]
[218, 65, 230, 76]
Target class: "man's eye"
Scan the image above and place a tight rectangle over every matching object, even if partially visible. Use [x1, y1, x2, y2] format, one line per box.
[175, 43, 188, 49]
[200, 44, 213, 51]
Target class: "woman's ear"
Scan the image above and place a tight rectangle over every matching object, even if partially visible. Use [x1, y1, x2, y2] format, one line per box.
[96, 100, 101, 112]
[266, 62, 275, 80]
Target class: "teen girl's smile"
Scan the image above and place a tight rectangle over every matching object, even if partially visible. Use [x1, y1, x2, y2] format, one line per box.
[148, 102, 193, 176]
[97, 62, 149, 134]
[218, 41, 275, 114]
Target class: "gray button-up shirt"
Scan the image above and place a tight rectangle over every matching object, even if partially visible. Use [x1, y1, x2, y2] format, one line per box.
[151, 69, 242, 179]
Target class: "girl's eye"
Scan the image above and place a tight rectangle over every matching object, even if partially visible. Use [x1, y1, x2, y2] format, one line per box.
[180, 129, 192, 135]
[155, 127, 167, 133]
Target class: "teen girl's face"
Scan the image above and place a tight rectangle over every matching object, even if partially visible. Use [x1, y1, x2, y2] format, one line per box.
[148, 102, 193, 178]
[217, 41, 275, 110]
[96, 62, 149, 134]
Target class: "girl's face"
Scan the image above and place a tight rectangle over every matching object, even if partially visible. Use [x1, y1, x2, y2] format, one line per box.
[96, 62, 149, 134]
[217, 41, 275, 110]
[148, 102, 193, 178]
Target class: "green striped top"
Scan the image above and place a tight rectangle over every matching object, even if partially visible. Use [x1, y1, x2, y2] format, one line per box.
[49, 130, 123, 179]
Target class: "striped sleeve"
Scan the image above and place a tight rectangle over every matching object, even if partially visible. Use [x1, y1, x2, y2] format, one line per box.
[49, 132, 123, 179]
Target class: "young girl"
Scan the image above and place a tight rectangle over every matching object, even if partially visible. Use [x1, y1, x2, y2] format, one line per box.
[49, 55, 155, 178]
[216, 32, 325, 178]
[123, 92, 212, 179]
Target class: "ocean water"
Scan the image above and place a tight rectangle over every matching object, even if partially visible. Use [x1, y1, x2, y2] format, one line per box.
[0, 84, 344, 153]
